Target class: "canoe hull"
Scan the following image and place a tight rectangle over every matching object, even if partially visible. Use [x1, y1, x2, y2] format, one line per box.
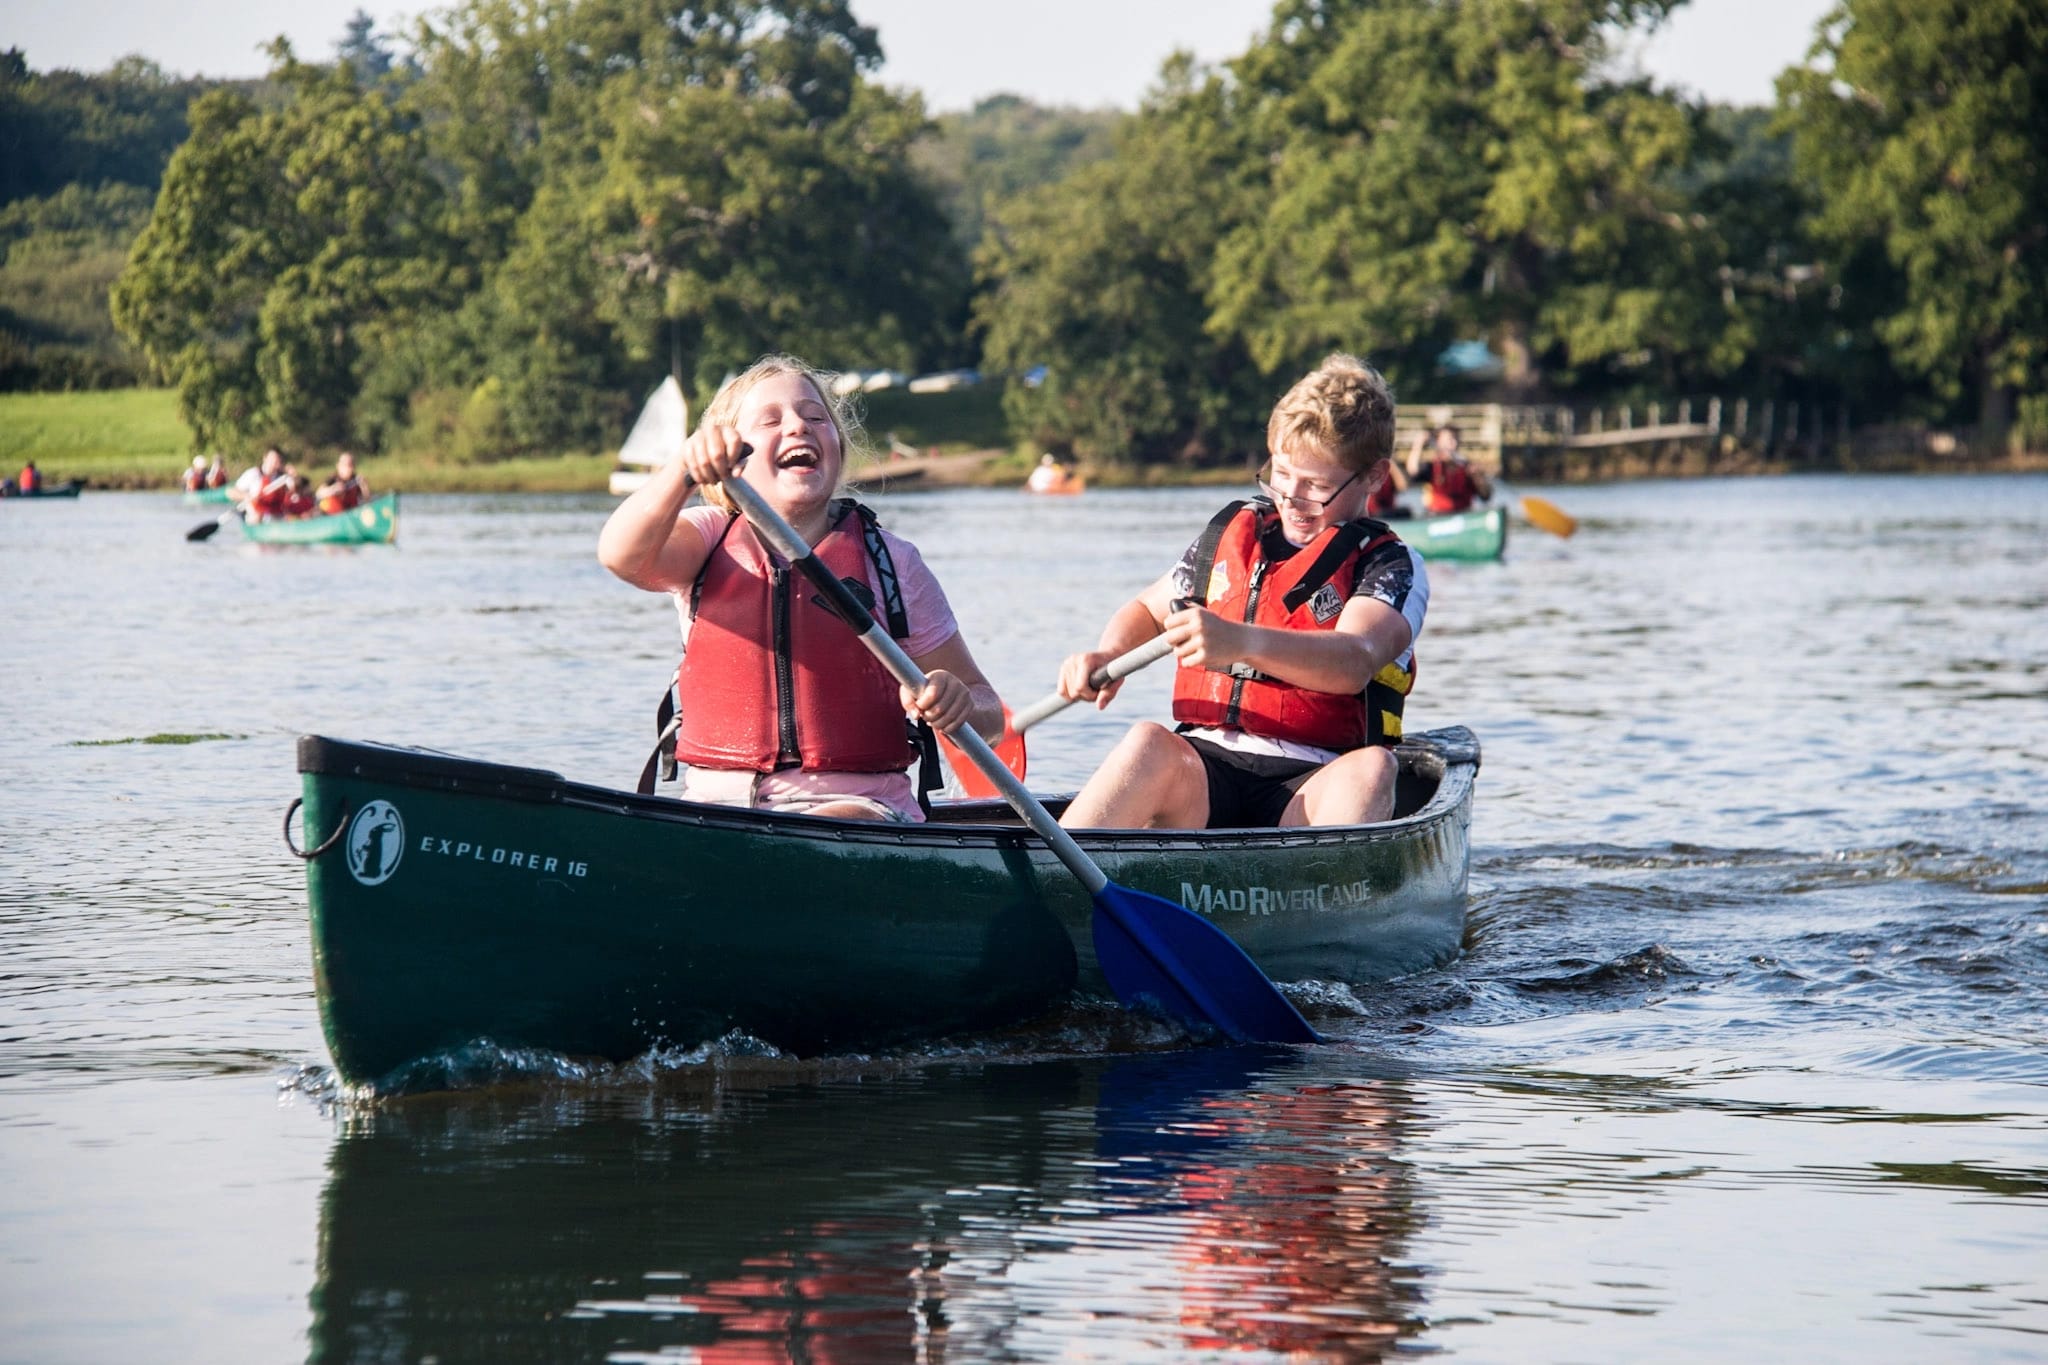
[242, 492, 398, 545]
[183, 487, 232, 505]
[1403, 505, 1506, 560]
[299, 727, 1477, 1084]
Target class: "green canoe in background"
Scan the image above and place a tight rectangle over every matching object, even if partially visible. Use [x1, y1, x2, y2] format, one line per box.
[183, 486, 232, 505]
[242, 492, 398, 545]
[1402, 505, 1507, 561]
[294, 726, 1479, 1086]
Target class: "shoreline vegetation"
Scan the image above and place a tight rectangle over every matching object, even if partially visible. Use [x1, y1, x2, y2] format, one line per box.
[4, 388, 2040, 495]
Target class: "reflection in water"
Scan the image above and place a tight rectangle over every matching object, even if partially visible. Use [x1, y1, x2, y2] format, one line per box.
[310, 1053, 1424, 1363]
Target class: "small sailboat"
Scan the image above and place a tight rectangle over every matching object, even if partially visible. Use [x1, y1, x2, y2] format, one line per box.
[609, 377, 689, 495]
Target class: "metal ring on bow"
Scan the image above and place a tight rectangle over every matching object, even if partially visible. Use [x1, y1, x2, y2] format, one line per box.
[283, 796, 349, 860]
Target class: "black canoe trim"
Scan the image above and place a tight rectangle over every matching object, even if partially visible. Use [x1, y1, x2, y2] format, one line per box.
[296, 727, 1478, 855]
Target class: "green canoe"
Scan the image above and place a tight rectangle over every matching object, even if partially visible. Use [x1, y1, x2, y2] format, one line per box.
[3, 480, 82, 499]
[294, 726, 1479, 1085]
[1401, 505, 1506, 561]
[241, 492, 398, 545]
[183, 486, 232, 505]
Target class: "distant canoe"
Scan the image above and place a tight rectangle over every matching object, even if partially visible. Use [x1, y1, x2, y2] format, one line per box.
[183, 487, 232, 505]
[242, 493, 399, 545]
[1026, 464, 1085, 496]
[1402, 505, 1506, 561]
[3, 481, 82, 499]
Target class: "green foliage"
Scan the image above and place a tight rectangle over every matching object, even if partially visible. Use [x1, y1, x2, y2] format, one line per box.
[0, 50, 223, 207]
[0, 183, 157, 389]
[975, 58, 1269, 465]
[105, 0, 969, 458]
[913, 95, 1122, 252]
[1780, 0, 2048, 432]
[111, 54, 462, 451]
[1206, 0, 1722, 396]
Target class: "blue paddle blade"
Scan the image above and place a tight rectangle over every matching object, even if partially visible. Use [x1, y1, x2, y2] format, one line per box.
[1092, 882, 1321, 1044]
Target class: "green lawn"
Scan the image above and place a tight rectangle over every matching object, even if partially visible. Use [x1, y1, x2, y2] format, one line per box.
[0, 388, 191, 484]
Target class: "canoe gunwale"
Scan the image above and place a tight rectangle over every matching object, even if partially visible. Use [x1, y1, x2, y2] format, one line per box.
[296, 726, 1478, 855]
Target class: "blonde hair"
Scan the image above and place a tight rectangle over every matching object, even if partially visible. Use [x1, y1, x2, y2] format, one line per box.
[694, 354, 872, 514]
[1266, 353, 1396, 472]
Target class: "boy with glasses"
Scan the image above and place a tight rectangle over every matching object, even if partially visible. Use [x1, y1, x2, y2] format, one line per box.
[1055, 354, 1428, 829]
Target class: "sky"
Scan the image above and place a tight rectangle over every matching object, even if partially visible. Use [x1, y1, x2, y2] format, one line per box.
[4, 0, 1835, 110]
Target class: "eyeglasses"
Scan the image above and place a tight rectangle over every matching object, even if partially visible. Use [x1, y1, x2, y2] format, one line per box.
[1257, 461, 1362, 513]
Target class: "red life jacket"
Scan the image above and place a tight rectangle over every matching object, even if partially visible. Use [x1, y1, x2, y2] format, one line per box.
[18, 466, 40, 492]
[248, 476, 293, 520]
[674, 501, 918, 775]
[1170, 500, 1415, 750]
[319, 477, 365, 515]
[1421, 459, 1477, 514]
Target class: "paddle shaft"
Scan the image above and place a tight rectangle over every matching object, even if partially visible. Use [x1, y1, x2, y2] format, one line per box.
[1009, 635, 1176, 733]
[720, 474, 1109, 895]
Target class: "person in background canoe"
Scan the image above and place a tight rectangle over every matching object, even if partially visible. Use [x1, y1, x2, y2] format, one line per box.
[1366, 456, 1411, 519]
[203, 453, 227, 489]
[1054, 353, 1429, 830]
[1405, 424, 1493, 515]
[316, 451, 369, 514]
[597, 354, 1007, 823]
[282, 471, 317, 518]
[232, 448, 285, 512]
[18, 461, 41, 493]
[181, 456, 209, 493]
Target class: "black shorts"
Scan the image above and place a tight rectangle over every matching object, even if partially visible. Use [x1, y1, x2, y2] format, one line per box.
[1181, 733, 1323, 829]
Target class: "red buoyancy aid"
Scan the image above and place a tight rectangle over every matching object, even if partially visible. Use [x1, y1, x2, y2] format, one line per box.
[1420, 459, 1477, 514]
[249, 476, 293, 520]
[1170, 500, 1415, 750]
[318, 477, 365, 515]
[674, 504, 917, 775]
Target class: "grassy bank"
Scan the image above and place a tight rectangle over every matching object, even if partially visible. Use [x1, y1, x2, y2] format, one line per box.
[0, 388, 190, 483]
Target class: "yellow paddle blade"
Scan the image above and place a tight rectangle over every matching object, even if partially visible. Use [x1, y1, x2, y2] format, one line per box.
[1520, 495, 1577, 538]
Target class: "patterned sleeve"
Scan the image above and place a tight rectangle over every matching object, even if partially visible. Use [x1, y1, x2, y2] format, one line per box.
[1349, 537, 1429, 651]
[1166, 533, 1206, 602]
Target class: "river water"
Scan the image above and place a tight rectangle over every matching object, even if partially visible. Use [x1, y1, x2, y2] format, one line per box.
[1, 474, 2043, 1363]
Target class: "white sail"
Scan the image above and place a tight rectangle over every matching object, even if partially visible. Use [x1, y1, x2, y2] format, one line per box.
[616, 376, 688, 469]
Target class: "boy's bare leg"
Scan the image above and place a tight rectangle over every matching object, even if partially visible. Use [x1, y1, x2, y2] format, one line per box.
[1282, 746, 1398, 827]
[1060, 722, 1210, 829]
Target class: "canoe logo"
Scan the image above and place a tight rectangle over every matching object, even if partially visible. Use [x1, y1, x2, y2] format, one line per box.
[347, 800, 406, 886]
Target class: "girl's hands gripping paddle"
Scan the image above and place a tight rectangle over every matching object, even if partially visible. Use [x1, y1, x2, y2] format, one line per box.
[718, 461, 1318, 1045]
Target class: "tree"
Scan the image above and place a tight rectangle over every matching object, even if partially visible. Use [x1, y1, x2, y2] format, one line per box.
[111, 49, 458, 449]
[975, 58, 1269, 465]
[913, 95, 1122, 253]
[1779, 0, 2048, 439]
[1205, 0, 1719, 398]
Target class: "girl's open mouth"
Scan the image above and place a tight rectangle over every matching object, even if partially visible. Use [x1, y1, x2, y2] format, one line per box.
[776, 445, 821, 470]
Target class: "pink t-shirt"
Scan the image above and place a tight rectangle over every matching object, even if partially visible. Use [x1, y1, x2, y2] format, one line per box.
[670, 505, 962, 821]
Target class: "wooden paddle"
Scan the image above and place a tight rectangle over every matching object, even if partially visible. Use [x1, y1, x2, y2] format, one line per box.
[719, 466, 1320, 1045]
[1517, 494, 1577, 538]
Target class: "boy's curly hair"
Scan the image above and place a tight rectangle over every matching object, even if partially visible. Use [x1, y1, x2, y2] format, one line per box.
[1266, 353, 1396, 472]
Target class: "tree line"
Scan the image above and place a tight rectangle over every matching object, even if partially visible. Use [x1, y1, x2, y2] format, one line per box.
[5, 0, 2043, 462]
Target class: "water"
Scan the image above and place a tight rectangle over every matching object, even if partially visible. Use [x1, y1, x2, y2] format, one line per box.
[2, 474, 2044, 1362]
